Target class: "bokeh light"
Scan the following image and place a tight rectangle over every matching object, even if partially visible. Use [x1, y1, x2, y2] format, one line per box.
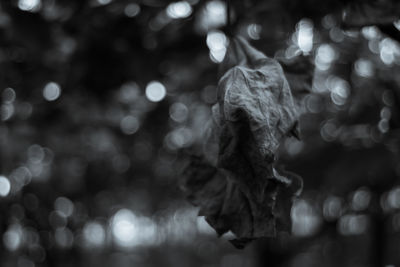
[0, 175, 11, 197]
[169, 102, 189, 123]
[338, 214, 368, 236]
[1, 103, 14, 121]
[315, 44, 337, 71]
[327, 76, 350, 106]
[206, 30, 228, 63]
[54, 197, 74, 218]
[83, 221, 106, 248]
[354, 58, 374, 77]
[2, 88, 16, 103]
[120, 115, 140, 135]
[97, 0, 112, 6]
[111, 209, 157, 249]
[145, 81, 166, 102]
[247, 24, 262, 40]
[387, 187, 400, 209]
[351, 188, 371, 211]
[297, 19, 313, 54]
[323, 196, 343, 221]
[2, 224, 23, 251]
[55, 227, 74, 248]
[197, 0, 226, 32]
[291, 199, 322, 237]
[118, 82, 140, 103]
[166, 1, 192, 19]
[379, 38, 400, 65]
[124, 3, 140, 18]
[18, 0, 41, 12]
[43, 82, 61, 101]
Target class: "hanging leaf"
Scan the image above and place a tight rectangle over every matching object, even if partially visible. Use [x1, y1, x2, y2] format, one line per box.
[181, 37, 303, 248]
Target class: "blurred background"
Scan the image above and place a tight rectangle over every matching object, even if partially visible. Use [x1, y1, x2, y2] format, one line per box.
[1, 0, 400, 266]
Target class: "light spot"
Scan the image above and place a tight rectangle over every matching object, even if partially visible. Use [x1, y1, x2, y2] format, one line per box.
[351, 188, 371, 211]
[54, 197, 74, 217]
[305, 94, 323, 113]
[83, 221, 106, 247]
[27, 144, 44, 164]
[124, 3, 140, 17]
[55, 227, 74, 248]
[322, 15, 336, 29]
[206, 30, 228, 63]
[379, 38, 400, 65]
[368, 39, 380, 54]
[327, 77, 350, 106]
[381, 107, 391, 120]
[97, 0, 112, 5]
[10, 167, 32, 189]
[165, 127, 193, 150]
[145, 81, 166, 102]
[323, 196, 343, 221]
[329, 27, 344, 42]
[111, 209, 157, 248]
[338, 214, 368, 235]
[291, 199, 321, 237]
[285, 45, 301, 59]
[112, 209, 138, 247]
[118, 82, 140, 103]
[206, 30, 227, 51]
[378, 119, 389, 133]
[297, 19, 313, 54]
[197, 1, 226, 32]
[361, 26, 380, 40]
[382, 90, 395, 106]
[1, 103, 14, 121]
[18, 0, 41, 12]
[43, 82, 61, 101]
[320, 121, 340, 142]
[388, 187, 400, 209]
[315, 44, 336, 71]
[0, 176, 11, 197]
[2, 88, 16, 103]
[166, 1, 192, 19]
[3, 224, 23, 251]
[354, 58, 374, 78]
[169, 102, 188, 123]
[247, 24, 262, 40]
[120, 115, 139, 135]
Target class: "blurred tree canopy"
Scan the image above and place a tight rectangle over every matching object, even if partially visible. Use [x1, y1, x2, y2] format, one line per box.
[0, 0, 400, 267]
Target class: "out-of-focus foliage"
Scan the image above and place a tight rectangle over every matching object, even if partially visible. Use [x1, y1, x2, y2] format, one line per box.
[0, 0, 400, 266]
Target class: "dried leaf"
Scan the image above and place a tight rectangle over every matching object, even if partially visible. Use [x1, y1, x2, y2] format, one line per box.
[181, 37, 303, 248]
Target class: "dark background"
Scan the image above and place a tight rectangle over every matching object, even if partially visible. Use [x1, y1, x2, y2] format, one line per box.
[1, 0, 400, 266]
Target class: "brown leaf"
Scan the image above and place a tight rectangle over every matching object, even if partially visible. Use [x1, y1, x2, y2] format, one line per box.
[181, 37, 303, 248]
